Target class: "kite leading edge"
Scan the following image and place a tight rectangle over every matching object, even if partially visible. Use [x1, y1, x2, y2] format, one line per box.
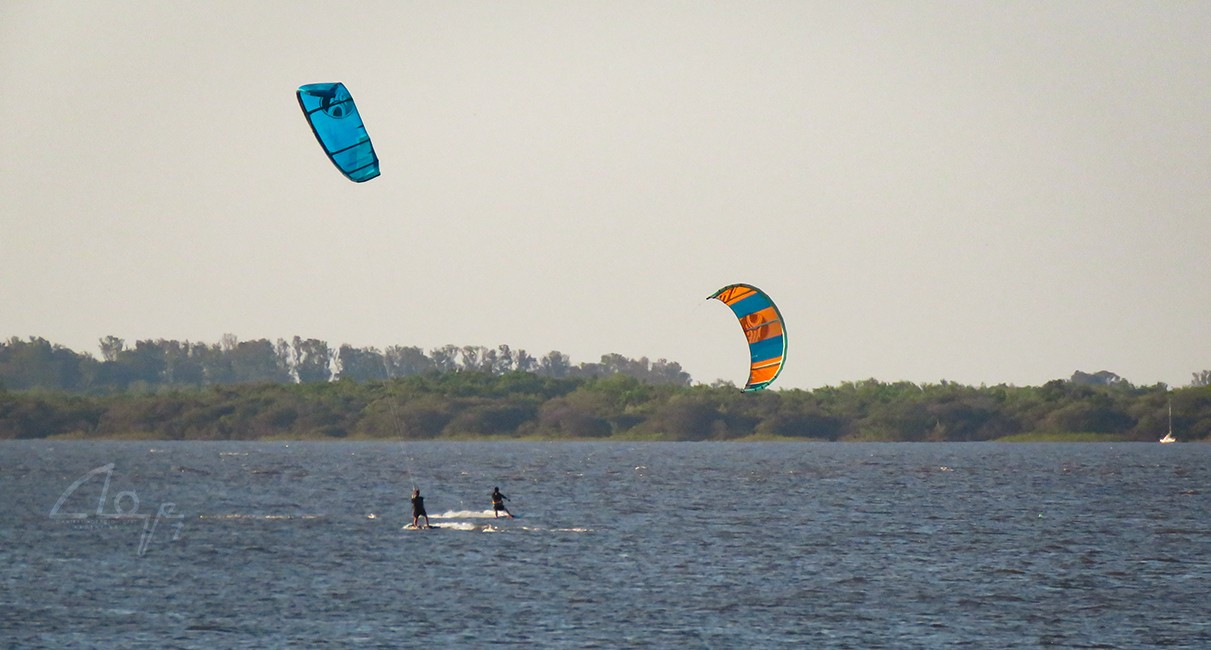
[708, 283, 787, 391]
[296, 82, 380, 182]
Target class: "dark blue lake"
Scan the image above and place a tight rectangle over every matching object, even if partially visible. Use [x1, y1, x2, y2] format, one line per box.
[3, 441, 1209, 648]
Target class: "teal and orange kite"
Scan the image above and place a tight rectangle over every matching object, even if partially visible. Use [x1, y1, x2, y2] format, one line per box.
[708, 283, 787, 391]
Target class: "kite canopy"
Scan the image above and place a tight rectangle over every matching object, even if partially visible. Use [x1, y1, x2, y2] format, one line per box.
[296, 82, 380, 182]
[708, 283, 787, 391]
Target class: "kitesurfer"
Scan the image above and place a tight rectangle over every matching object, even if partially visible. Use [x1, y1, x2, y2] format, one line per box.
[411, 488, 430, 529]
[491, 487, 514, 519]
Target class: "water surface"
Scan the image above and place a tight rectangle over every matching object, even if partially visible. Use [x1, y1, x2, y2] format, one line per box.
[2, 441, 1208, 648]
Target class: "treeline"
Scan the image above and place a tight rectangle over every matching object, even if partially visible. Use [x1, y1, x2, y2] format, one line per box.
[0, 336, 691, 393]
[3, 371, 1210, 442]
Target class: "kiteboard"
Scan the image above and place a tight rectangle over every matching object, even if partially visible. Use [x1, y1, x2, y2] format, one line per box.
[403, 523, 440, 531]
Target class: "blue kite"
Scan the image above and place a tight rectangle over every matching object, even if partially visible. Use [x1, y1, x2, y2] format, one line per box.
[296, 82, 380, 182]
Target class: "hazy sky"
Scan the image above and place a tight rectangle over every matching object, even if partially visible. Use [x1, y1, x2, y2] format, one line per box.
[3, 2, 1209, 390]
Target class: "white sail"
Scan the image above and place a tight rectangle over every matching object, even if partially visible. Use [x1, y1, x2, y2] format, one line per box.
[1160, 399, 1177, 444]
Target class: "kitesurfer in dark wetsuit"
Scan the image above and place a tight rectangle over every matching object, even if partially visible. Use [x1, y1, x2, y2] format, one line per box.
[411, 488, 430, 529]
[491, 486, 514, 519]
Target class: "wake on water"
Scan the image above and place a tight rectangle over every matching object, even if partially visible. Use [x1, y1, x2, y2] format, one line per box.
[400, 509, 589, 534]
[434, 509, 519, 520]
[402, 509, 517, 532]
[191, 510, 590, 534]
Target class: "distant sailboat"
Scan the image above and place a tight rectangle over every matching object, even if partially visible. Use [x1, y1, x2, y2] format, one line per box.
[1160, 399, 1177, 444]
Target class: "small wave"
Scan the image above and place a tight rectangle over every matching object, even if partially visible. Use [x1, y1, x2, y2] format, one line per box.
[440, 522, 482, 531]
[432, 509, 500, 520]
[1155, 527, 1211, 536]
[186, 623, 237, 633]
[403, 521, 488, 531]
[402, 521, 512, 532]
[197, 514, 323, 521]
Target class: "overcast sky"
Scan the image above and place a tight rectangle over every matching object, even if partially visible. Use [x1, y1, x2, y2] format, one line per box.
[2, 1, 1209, 389]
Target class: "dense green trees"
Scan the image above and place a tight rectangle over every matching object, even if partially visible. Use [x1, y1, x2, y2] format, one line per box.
[3, 371, 1209, 442]
[2, 336, 1210, 441]
[0, 336, 689, 393]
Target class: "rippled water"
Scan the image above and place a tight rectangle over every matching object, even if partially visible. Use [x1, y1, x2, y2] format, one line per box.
[3, 441, 1210, 648]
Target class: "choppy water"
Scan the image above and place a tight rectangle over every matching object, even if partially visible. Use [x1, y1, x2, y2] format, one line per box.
[2, 441, 1209, 648]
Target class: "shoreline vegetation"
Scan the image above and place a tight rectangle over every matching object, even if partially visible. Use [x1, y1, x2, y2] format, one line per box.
[30, 431, 1180, 444]
[2, 336, 1209, 442]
